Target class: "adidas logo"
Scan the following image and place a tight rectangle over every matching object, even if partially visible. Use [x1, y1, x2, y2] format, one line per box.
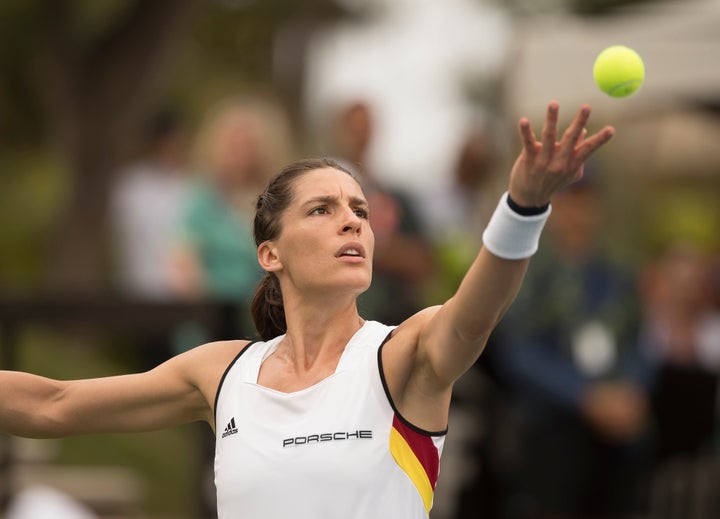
[221, 417, 238, 438]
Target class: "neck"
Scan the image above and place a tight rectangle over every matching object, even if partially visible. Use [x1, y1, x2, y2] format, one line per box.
[277, 295, 364, 370]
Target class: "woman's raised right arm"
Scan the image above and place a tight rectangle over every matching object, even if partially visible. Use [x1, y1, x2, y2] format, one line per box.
[0, 340, 245, 438]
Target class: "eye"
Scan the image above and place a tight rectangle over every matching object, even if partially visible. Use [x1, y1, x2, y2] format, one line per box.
[309, 206, 329, 216]
[354, 207, 369, 219]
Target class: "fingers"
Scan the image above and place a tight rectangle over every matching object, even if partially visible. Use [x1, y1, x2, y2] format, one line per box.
[556, 104, 614, 166]
[540, 102, 559, 159]
[518, 102, 614, 168]
[578, 128, 588, 145]
[575, 125, 615, 164]
[560, 105, 591, 153]
[518, 117, 537, 156]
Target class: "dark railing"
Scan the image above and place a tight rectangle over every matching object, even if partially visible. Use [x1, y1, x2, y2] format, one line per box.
[0, 295, 248, 518]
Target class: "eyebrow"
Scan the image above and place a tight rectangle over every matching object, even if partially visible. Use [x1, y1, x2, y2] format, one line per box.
[301, 195, 369, 208]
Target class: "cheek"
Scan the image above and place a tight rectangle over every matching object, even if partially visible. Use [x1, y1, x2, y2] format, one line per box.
[282, 231, 324, 267]
[366, 228, 375, 259]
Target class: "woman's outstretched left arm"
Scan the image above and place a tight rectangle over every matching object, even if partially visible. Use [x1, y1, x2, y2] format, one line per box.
[385, 102, 614, 429]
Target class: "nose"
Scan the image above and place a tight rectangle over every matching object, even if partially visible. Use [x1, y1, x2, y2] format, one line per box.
[340, 208, 363, 235]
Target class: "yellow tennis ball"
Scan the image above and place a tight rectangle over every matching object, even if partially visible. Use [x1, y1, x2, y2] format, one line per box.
[593, 45, 645, 98]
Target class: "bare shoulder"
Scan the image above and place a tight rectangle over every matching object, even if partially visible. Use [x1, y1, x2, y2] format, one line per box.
[173, 338, 252, 367]
[167, 339, 252, 416]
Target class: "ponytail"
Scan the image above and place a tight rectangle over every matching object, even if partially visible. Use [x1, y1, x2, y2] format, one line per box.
[251, 272, 286, 341]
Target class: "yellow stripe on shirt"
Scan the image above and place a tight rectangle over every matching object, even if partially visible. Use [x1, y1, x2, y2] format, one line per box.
[389, 426, 434, 513]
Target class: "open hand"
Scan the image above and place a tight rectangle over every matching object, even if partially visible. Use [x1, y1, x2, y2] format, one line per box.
[508, 102, 615, 207]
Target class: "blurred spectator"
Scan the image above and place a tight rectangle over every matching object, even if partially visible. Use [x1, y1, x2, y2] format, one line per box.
[110, 109, 190, 300]
[323, 100, 436, 324]
[109, 110, 191, 369]
[639, 243, 720, 462]
[170, 96, 293, 306]
[487, 175, 653, 519]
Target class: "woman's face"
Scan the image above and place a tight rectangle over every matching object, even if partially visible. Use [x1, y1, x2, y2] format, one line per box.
[264, 167, 374, 300]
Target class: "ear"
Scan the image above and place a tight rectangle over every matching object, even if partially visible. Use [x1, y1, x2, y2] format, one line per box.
[257, 240, 282, 273]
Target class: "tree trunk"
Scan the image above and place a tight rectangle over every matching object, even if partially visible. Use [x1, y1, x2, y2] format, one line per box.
[39, 0, 199, 292]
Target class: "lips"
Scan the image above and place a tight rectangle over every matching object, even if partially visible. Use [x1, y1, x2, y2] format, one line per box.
[335, 242, 366, 259]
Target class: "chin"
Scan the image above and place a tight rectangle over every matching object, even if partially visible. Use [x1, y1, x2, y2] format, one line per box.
[340, 273, 372, 296]
[347, 278, 372, 294]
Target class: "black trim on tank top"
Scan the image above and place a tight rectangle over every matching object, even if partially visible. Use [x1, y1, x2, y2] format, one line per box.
[377, 331, 448, 437]
[213, 341, 257, 423]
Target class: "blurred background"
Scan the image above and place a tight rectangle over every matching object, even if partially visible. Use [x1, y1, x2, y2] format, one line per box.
[1, 0, 719, 517]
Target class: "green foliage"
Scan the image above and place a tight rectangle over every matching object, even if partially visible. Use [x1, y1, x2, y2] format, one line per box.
[0, 0, 324, 289]
[0, 1, 47, 146]
[163, 0, 314, 117]
[0, 152, 69, 289]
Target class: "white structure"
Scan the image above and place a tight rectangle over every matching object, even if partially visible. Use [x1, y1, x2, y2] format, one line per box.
[304, 0, 720, 232]
[304, 0, 512, 198]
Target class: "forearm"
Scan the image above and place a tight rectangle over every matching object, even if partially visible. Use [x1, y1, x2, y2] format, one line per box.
[419, 195, 546, 385]
[446, 248, 529, 342]
[443, 192, 549, 341]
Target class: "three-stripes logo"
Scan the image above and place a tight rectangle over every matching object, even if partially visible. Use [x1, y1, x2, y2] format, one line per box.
[222, 417, 238, 438]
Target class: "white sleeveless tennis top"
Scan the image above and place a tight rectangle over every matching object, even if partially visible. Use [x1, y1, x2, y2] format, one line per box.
[214, 320, 446, 519]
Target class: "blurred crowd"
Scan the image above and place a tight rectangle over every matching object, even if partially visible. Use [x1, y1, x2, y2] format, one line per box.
[102, 87, 720, 519]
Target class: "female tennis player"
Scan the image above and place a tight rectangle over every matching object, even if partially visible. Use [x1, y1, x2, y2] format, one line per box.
[1, 102, 614, 518]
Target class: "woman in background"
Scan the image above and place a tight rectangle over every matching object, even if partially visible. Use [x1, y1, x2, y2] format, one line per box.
[170, 96, 293, 304]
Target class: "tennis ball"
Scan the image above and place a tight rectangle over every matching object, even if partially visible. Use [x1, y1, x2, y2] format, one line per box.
[593, 45, 645, 98]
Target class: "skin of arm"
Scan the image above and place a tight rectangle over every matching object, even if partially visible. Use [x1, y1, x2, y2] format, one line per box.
[383, 103, 615, 431]
[0, 339, 248, 438]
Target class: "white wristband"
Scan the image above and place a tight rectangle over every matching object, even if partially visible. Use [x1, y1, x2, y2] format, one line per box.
[481, 192, 551, 259]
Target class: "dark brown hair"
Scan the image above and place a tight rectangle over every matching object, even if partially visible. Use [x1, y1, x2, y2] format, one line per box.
[251, 157, 356, 340]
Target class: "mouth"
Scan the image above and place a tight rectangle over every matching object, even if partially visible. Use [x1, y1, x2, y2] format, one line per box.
[335, 243, 366, 259]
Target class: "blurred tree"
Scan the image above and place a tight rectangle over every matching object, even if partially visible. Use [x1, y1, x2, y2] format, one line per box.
[0, 0, 342, 292]
[571, 0, 658, 15]
[502, 0, 662, 16]
[0, 0, 199, 290]
[43, 0, 201, 291]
